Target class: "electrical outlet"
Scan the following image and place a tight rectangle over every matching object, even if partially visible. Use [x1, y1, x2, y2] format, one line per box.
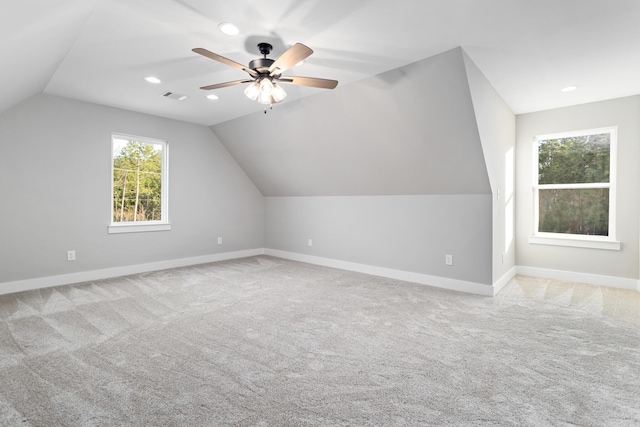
[445, 254, 453, 266]
[217, 237, 222, 245]
[308, 239, 313, 247]
[67, 250, 76, 261]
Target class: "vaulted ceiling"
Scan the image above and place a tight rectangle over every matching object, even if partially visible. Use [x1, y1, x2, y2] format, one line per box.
[2, 0, 640, 126]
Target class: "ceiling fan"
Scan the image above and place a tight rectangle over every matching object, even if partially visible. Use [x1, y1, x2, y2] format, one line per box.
[193, 42, 338, 105]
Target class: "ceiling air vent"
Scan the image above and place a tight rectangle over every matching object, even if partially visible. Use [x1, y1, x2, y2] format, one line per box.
[162, 91, 188, 101]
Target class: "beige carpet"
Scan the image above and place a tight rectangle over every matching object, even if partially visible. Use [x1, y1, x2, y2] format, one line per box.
[0, 256, 639, 426]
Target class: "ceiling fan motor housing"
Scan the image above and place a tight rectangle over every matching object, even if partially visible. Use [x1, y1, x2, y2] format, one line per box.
[248, 58, 275, 75]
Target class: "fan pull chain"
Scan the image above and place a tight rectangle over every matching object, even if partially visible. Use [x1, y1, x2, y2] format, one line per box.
[264, 104, 274, 114]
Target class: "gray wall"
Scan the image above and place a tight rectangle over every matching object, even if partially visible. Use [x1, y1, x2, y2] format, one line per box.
[213, 48, 495, 287]
[265, 195, 493, 285]
[463, 52, 517, 282]
[0, 94, 264, 284]
[0, 47, 513, 289]
[515, 95, 640, 279]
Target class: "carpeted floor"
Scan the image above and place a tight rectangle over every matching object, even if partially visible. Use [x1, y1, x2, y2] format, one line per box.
[0, 256, 639, 426]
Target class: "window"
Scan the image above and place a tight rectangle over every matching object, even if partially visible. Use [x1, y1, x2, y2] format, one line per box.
[109, 134, 170, 234]
[530, 127, 619, 250]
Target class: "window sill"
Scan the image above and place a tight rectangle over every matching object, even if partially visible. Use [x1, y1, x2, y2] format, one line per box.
[529, 235, 620, 251]
[108, 223, 171, 234]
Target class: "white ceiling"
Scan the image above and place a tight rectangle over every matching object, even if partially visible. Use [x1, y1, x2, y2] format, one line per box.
[2, 0, 639, 126]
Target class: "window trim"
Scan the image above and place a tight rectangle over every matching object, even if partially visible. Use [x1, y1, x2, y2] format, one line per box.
[108, 133, 170, 234]
[529, 126, 619, 250]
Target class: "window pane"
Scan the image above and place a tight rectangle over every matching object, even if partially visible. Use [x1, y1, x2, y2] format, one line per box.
[113, 139, 163, 222]
[538, 133, 610, 184]
[538, 188, 609, 236]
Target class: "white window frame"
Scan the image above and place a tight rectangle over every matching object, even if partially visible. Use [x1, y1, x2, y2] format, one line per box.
[108, 133, 170, 234]
[529, 126, 619, 250]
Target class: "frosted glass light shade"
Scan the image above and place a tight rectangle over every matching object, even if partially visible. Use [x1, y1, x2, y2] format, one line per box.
[259, 78, 274, 96]
[257, 91, 272, 105]
[271, 84, 287, 103]
[244, 82, 260, 100]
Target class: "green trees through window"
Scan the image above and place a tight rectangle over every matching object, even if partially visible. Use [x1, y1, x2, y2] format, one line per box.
[536, 129, 614, 236]
[112, 138, 165, 223]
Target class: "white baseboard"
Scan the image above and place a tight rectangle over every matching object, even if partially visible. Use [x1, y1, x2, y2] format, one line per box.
[264, 249, 495, 296]
[516, 265, 640, 292]
[493, 266, 518, 295]
[0, 249, 265, 296]
[4, 249, 636, 298]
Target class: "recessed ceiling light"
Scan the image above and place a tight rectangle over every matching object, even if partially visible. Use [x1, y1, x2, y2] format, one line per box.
[295, 59, 306, 67]
[144, 76, 162, 84]
[218, 22, 239, 36]
[207, 94, 219, 100]
[561, 85, 577, 92]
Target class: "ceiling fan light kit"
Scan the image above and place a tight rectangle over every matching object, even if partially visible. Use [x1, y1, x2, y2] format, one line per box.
[244, 77, 287, 104]
[193, 42, 338, 109]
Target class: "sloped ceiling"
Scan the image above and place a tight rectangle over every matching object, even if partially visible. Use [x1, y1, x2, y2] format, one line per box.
[0, 0, 99, 117]
[2, 1, 640, 126]
[212, 48, 490, 197]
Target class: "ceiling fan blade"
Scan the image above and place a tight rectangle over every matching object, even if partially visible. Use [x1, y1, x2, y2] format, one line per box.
[276, 76, 338, 89]
[200, 79, 253, 90]
[193, 48, 257, 78]
[268, 43, 313, 76]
